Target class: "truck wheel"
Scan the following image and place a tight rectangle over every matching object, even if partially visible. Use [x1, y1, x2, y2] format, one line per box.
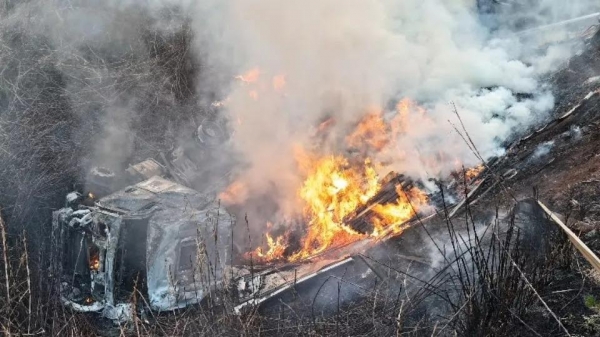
[87, 166, 117, 197]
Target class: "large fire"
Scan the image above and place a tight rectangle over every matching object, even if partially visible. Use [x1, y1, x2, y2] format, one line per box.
[228, 140, 431, 263]
[221, 68, 470, 263]
[290, 152, 428, 261]
[291, 154, 374, 260]
[237, 148, 429, 263]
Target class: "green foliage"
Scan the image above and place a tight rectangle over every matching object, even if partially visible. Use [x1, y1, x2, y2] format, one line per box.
[585, 294, 599, 310]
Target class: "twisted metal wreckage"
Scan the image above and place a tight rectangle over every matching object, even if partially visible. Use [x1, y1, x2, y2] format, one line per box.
[53, 17, 600, 322]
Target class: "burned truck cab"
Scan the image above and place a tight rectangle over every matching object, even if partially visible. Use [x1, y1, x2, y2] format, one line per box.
[54, 176, 234, 320]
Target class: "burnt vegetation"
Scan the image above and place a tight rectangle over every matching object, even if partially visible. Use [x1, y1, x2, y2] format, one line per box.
[0, 2, 599, 337]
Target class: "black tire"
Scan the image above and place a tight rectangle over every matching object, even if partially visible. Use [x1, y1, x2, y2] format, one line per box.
[87, 166, 117, 196]
[197, 120, 227, 148]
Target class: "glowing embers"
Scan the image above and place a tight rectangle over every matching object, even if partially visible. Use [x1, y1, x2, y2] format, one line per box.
[464, 164, 485, 182]
[89, 243, 101, 272]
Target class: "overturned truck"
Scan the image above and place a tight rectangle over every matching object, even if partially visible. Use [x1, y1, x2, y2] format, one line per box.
[54, 174, 234, 320]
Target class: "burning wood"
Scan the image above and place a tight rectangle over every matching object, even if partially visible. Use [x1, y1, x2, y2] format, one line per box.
[237, 155, 433, 263]
[343, 176, 421, 235]
[223, 69, 501, 265]
[223, 96, 488, 264]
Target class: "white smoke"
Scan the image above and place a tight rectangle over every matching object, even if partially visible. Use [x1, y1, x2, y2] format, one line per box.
[189, 0, 599, 223]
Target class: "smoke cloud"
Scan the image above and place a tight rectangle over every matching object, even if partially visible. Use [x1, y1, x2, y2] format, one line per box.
[190, 0, 599, 226]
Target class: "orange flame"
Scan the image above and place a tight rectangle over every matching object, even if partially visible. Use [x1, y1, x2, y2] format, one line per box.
[346, 108, 390, 151]
[464, 164, 484, 182]
[371, 185, 428, 236]
[219, 181, 248, 205]
[287, 149, 431, 261]
[228, 99, 451, 263]
[289, 153, 379, 260]
[272, 74, 286, 91]
[89, 251, 100, 271]
[235, 68, 260, 83]
[345, 99, 427, 153]
[245, 221, 289, 263]
[391, 98, 427, 135]
[252, 232, 288, 262]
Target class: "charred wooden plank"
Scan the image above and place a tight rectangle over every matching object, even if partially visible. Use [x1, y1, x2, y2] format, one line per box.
[538, 201, 600, 273]
[344, 173, 413, 234]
